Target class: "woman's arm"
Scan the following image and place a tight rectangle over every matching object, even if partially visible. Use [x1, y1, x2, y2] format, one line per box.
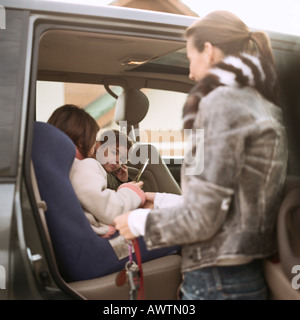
[116, 88, 244, 247]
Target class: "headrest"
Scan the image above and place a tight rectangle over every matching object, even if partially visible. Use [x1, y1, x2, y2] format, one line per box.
[32, 122, 76, 176]
[114, 89, 149, 126]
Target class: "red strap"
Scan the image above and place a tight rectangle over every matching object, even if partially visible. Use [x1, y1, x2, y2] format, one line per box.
[132, 238, 145, 300]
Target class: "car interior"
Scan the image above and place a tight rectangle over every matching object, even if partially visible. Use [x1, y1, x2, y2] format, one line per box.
[23, 14, 300, 299]
[25, 22, 192, 300]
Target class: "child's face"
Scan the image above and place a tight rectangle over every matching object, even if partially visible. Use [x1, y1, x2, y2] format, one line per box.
[97, 144, 128, 173]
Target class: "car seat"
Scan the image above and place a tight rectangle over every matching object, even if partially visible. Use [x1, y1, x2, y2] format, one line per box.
[31, 121, 182, 299]
[264, 176, 300, 299]
[114, 88, 181, 195]
[277, 177, 300, 283]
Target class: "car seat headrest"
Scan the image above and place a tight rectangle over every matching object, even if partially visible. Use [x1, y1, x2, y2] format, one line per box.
[114, 88, 149, 126]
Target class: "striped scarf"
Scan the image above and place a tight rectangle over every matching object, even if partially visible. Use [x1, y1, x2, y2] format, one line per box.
[182, 53, 279, 129]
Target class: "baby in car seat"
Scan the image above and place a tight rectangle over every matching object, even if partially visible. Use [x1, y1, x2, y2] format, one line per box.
[96, 129, 133, 191]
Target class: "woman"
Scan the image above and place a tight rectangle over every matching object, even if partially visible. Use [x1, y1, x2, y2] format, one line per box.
[114, 11, 288, 300]
[48, 104, 145, 238]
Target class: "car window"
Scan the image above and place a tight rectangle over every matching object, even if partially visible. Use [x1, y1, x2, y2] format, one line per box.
[36, 82, 188, 160]
[36, 81, 122, 127]
[139, 89, 187, 159]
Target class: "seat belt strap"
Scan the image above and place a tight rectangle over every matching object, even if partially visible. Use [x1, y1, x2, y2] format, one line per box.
[132, 238, 145, 300]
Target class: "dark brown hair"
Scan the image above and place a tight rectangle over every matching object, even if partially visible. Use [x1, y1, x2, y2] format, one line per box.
[48, 104, 100, 158]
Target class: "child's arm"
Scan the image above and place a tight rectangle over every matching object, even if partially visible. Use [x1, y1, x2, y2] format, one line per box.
[70, 158, 145, 225]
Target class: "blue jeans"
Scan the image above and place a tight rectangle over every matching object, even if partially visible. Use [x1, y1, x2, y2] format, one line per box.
[180, 259, 268, 300]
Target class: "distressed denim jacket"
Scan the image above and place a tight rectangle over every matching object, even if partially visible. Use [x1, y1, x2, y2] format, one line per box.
[144, 86, 288, 273]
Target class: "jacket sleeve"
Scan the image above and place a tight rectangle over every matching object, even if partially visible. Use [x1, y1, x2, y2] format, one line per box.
[154, 193, 183, 208]
[69, 158, 145, 225]
[144, 87, 248, 248]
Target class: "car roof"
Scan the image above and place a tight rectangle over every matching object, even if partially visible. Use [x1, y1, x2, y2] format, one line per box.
[4, 0, 300, 93]
[9, 0, 196, 90]
[3, 0, 197, 26]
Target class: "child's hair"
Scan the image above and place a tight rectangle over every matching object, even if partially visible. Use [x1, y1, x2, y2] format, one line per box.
[48, 104, 100, 158]
[97, 129, 134, 151]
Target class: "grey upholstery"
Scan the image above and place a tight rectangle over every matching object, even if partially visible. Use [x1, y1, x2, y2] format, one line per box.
[128, 143, 181, 194]
[69, 254, 182, 300]
[114, 88, 181, 195]
[114, 89, 149, 126]
[277, 176, 300, 283]
[264, 176, 300, 299]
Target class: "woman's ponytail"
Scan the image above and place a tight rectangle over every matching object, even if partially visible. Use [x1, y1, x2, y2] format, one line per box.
[249, 31, 280, 106]
[250, 31, 275, 65]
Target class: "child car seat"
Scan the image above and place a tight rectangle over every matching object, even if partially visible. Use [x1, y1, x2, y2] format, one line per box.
[31, 121, 181, 298]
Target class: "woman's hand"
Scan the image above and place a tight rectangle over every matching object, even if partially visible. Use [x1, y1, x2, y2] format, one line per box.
[143, 192, 156, 209]
[114, 212, 135, 240]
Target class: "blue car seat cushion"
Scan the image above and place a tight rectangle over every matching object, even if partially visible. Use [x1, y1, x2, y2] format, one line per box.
[32, 121, 178, 282]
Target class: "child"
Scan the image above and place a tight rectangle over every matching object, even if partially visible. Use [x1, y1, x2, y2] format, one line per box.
[95, 129, 133, 191]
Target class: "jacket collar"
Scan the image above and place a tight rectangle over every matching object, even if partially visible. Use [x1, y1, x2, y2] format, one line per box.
[182, 54, 278, 130]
